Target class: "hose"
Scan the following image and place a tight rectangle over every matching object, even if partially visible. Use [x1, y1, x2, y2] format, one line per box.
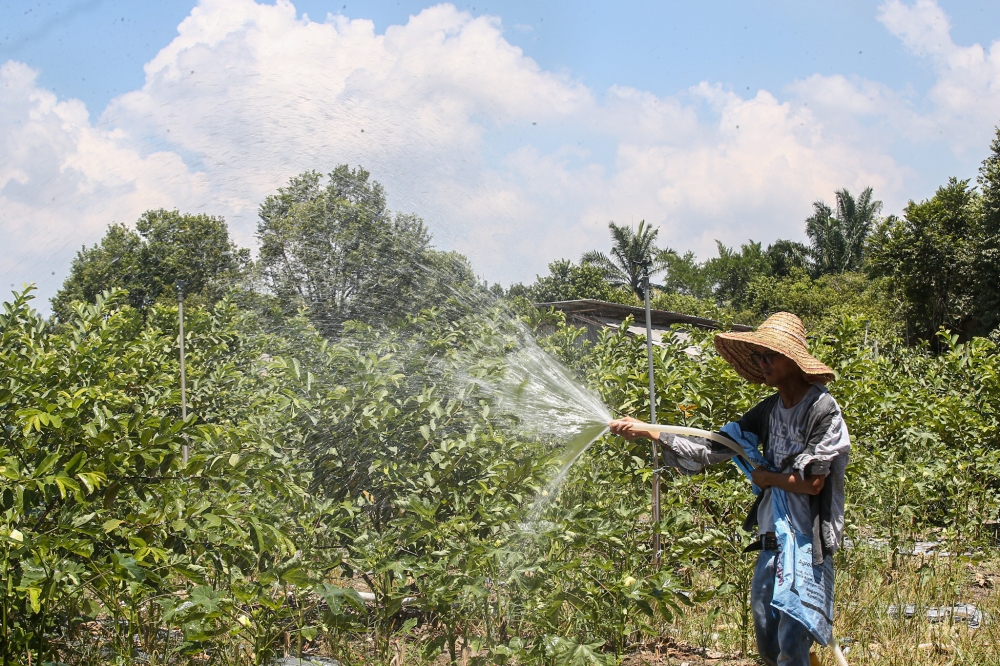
[641, 423, 755, 465]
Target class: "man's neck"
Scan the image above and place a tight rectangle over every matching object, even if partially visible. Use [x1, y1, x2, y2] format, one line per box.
[776, 377, 813, 408]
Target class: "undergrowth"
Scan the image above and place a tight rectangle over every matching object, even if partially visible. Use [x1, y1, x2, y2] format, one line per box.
[1, 290, 998, 665]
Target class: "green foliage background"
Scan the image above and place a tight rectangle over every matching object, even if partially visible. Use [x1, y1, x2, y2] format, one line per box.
[11, 129, 1000, 664]
[3, 282, 999, 664]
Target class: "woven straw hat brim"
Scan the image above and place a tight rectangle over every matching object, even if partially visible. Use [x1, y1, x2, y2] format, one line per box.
[714, 328, 835, 385]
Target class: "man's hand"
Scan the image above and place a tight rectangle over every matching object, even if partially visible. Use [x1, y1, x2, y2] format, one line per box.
[750, 468, 773, 489]
[751, 468, 826, 495]
[608, 416, 660, 441]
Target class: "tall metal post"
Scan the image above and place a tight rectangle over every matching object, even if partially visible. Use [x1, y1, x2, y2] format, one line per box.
[643, 266, 660, 567]
[177, 284, 189, 465]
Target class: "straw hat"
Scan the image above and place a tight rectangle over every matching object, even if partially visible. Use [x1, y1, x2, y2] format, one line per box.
[713, 312, 834, 384]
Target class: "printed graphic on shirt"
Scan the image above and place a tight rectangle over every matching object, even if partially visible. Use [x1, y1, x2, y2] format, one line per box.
[766, 385, 821, 470]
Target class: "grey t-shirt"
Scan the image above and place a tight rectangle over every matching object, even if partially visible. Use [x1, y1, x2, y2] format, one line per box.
[757, 385, 824, 535]
[658, 384, 851, 550]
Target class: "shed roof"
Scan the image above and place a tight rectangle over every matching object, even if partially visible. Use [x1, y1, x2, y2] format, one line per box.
[533, 299, 752, 332]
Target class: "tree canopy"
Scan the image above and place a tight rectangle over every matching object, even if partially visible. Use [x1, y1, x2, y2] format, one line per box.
[51, 126, 1000, 351]
[508, 259, 633, 304]
[868, 179, 984, 345]
[537, 187, 893, 337]
[52, 209, 248, 319]
[806, 187, 882, 275]
[257, 166, 475, 335]
[973, 127, 1000, 333]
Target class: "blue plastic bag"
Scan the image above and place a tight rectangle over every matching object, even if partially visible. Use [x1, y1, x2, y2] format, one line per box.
[721, 422, 834, 646]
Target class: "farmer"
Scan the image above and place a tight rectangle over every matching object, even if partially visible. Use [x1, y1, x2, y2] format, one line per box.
[609, 312, 850, 666]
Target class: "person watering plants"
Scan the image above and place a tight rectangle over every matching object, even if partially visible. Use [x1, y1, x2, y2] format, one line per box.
[609, 312, 850, 666]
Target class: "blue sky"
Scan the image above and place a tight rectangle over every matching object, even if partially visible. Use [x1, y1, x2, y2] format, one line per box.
[6, 1, 1000, 113]
[2, 0, 1000, 306]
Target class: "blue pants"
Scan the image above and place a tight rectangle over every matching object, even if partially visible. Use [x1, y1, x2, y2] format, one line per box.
[751, 550, 814, 666]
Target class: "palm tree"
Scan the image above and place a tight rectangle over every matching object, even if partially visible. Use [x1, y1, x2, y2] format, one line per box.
[806, 187, 882, 274]
[581, 220, 670, 300]
[805, 202, 845, 275]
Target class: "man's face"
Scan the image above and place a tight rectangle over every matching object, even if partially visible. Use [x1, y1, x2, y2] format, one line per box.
[750, 345, 800, 387]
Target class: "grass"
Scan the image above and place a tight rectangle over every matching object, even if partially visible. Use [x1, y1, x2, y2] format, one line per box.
[52, 545, 1000, 665]
[666, 544, 1000, 666]
[240, 546, 1000, 665]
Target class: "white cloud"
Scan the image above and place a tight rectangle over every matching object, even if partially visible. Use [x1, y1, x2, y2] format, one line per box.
[0, 0, 995, 309]
[878, 0, 954, 58]
[98, 0, 595, 260]
[875, 0, 1000, 149]
[782, 1, 1000, 157]
[770, 1, 1000, 180]
[0, 61, 211, 298]
[578, 85, 904, 254]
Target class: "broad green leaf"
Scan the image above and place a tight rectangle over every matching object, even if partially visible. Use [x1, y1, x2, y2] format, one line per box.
[102, 519, 124, 533]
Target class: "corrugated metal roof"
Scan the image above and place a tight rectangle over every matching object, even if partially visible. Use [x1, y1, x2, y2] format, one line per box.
[533, 299, 752, 332]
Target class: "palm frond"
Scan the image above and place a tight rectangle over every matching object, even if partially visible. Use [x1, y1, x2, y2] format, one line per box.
[584, 220, 668, 299]
[581, 250, 630, 287]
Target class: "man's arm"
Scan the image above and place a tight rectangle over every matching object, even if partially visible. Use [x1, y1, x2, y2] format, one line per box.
[751, 468, 826, 495]
[608, 417, 734, 474]
[607, 417, 659, 440]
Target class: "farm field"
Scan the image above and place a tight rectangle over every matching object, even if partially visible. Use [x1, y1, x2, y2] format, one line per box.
[4, 130, 1000, 666]
[3, 284, 1000, 665]
[7, 1, 1000, 663]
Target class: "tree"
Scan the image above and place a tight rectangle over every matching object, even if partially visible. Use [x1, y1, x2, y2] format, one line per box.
[806, 187, 881, 275]
[764, 239, 810, 278]
[867, 178, 980, 345]
[257, 166, 475, 335]
[704, 240, 771, 310]
[652, 238, 809, 318]
[741, 268, 901, 339]
[511, 259, 632, 303]
[660, 250, 714, 299]
[52, 209, 247, 318]
[972, 126, 1000, 333]
[581, 220, 669, 300]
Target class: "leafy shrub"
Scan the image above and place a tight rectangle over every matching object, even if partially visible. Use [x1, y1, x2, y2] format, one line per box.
[2, 285, 999, 665]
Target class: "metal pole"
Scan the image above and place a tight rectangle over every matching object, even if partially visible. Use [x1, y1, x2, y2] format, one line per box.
[643, 266, 660, 567]
[178, 284, 188, 465]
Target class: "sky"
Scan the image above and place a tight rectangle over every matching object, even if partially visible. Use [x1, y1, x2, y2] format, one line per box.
[2, 0, 1000, 309]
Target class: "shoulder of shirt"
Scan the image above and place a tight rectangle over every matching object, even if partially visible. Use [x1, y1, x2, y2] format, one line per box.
[809, 385, 842, 416]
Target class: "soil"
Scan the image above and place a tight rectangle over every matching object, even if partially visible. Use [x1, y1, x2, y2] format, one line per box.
[618, 637, 757, 666]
